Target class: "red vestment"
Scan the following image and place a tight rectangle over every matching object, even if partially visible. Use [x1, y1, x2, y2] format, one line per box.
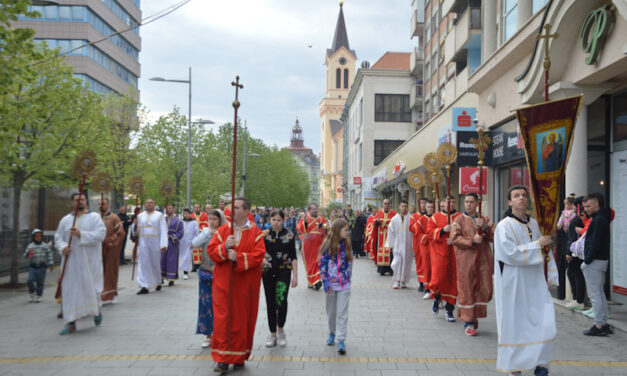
[450, 213, 494, 323]
[427, 211, 461, 305]
[418, 215, 433, 288]
[364, 216, 375, 260]
[409, 213, 425, 284]
[296, 214, 327, 286]
[191, 212, 208, 265]
[207, 222, 265, 364]
[364, 210, 396, 266]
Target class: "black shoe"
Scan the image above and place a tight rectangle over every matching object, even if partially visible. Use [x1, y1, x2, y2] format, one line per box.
[313, 281, 322, 291]
[583, 325, 608, 336]
[168, 281, 174, 286]
[120, 261, 127, 265]
[418, 283, 425, 292]
[137, 288, 149, 295]
[432, 299, 440, 315]
[57, 311, 63, 319]
[184, 271, 188, 276]
[156, 285, 161, 291]
[603, 324, 614, 334]
[214, 362, 228, 373]
[233, 363, 245, 370]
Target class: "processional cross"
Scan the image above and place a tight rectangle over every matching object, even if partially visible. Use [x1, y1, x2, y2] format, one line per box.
[469, 128, 491, 216]
[536, 24, 559, 101]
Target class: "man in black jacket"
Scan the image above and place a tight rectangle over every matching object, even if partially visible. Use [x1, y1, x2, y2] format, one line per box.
[350, 210, 367, 258]
[581, 193, 612, 336]
[117, 206, 133, 265]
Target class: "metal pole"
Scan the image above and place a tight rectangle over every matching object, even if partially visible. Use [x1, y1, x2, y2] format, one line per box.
[241, 120, 247, 197]
[187, 66, 192, 209]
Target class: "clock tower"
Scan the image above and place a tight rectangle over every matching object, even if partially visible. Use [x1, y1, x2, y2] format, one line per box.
[320, 1, 356, 206]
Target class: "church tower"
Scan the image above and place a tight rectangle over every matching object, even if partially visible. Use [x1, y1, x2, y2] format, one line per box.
[290, 119, 304, 149]
[320, 1, 356, 206]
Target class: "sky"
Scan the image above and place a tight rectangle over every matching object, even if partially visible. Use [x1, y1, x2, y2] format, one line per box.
[138, 0, 416, 154]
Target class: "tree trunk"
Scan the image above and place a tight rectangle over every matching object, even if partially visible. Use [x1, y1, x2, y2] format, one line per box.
[10, 178, 23, 286]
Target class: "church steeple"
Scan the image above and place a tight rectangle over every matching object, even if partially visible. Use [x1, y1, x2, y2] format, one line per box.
[327, 2, 356, 57]
[290, 118, 304, 148]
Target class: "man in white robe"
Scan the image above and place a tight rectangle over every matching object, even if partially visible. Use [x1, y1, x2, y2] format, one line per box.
[132, 198, 168, 294]
[55, 193, 106, 335]
[494, 185, 557, 376]
[179, 208, 198, 279]
[385, 200, 414, 289]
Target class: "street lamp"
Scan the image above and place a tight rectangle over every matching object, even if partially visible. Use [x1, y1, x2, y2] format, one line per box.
[150, 67, 195, 208]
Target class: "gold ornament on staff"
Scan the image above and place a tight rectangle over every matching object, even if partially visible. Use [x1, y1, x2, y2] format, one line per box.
[128, 176, 144, 282]
[92, 172, 112, 218]
[424, 152, 443, 207]
[407, 171, 426, 189]
[160, 180, 174, 208]
[56, 150, 98, 302]
[438, 142, 457, 224]
[469, 128, 492, 216]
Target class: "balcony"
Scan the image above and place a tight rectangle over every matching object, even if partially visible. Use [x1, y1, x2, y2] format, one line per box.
[410, 3, 425, 38]
[443, 6, 481, 66]
[410, 47, 424, 76]
[410, 82, 424, 109]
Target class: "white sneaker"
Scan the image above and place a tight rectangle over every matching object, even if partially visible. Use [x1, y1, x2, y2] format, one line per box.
[401, 282, 407, 289]
[111, 296, 118, 304]
[183, 273, 189, 280]
[29, 293, 35, 303]
[201, 338, 211, 348]
[564, 300, 578, 308]
[34, 295, 41, 303]
[422, 291, 431, 300]
[277, 331, 287, 347]
[393, 281, 400, 289]
[265, 334, 277, 347]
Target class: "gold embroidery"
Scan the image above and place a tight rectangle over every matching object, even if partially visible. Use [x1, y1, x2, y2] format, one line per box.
[243, 253, 248, 270]
[210, 349, 251, 355]
[498, 336, 556, 348]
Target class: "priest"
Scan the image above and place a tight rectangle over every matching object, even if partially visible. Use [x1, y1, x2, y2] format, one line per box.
[494, 185, 555, 376]
[367, 199, 397, 276]
[132, 198, 168, 294]
[55, 193, 106, 334]
[162, 203, 183, 285]
[450, 193, 494, 336]
[385, 200, 414, 289]
[427, 196, 461, 322]
[410, 199, 432, 294]
[207, 197, 266, 373]
[296, 203, 327, 289]
[99, 198, 125, 304]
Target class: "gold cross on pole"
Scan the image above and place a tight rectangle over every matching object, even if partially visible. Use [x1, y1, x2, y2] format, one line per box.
[536, 24, 559, 101]
[469, 128, 491, 162]
[231, 75, 243, 109]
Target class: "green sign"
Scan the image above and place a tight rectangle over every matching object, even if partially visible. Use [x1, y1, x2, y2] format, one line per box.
[580, 4, 614, 65]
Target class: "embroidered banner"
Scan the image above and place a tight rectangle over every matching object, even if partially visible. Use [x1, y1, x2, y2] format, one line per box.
[515, 95, 582, 235]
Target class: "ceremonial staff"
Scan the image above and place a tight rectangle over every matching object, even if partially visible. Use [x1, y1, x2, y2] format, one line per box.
[424, 152, 442, 207]
[437, 143, 458, 224]
[227, 75, 243, 347]
[128, 176, 144, 281]
[469, 128, 491, 291]
[160, 180, 174, 213]
[93, 172, 112, 219]
[55, 151, 97, 301]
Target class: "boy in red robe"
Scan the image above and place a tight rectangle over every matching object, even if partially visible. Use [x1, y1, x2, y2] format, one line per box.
[296, 203, 327, 289]
[207, 197, 266, 373]
[409, 198, 430, 294]
[418, 201, 435, 299]
[427, 196, 461, 322]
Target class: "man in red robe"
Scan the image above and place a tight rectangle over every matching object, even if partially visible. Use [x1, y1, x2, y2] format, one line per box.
[366, 199, 396, 276]
[207, 197, 265, 373]
[364, 215, 375, 259]
[427, 196, 461, 322]
[296, 203, 326, 290]
[418, 201, 435, 300]
[409, 198, 429, 293]
[191, 204, 208, 270]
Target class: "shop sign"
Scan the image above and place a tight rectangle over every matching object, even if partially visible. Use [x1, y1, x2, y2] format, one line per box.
[459, 167, 487, 195]
[457, 131, 493, 167]
[581, 5, 613, 65]
[364, 190, 379, 200]
[491, 120, 525, 166]
[372, 168, 387, 187]
[353, 177, 362, 185]
[451, 107, 477, 131]
[393, 160, 406, 176]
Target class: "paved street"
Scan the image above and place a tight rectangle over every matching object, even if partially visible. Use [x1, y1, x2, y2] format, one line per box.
[1, 256, 626, 376]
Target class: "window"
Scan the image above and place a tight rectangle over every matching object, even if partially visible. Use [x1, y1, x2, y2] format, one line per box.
[336, 68, 341, 89]
[374, 140, 404, 165]
[533, 0, 548, 14]
[374, 94, 411, 122]
[343, 68, 349, 89]
[503, 0, 518, 42]
[470, 7, 481, 29]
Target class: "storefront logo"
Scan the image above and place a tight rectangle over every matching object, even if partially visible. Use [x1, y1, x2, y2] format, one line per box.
[452, 107, 477, 131]
[581, 4, 614, 65]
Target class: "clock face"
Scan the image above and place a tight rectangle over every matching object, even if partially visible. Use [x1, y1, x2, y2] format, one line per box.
[339, 57, 347, 65]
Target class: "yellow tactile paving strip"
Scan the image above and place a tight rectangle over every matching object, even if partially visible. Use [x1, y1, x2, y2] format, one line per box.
[0, 355, 625, 367]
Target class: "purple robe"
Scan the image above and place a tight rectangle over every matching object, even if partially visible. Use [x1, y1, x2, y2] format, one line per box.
[162, 216, 183, 280]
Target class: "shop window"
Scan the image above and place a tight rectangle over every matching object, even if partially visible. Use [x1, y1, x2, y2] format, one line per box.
[614, 92, 627, 142]
[374, 94, 412, 122]
[374, 140, 404, 165]
[497, 162, 533, 220]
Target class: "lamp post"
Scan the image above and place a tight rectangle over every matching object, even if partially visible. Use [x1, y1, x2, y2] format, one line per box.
[150, 67, 206, 209]
[240, 120, 260, 197]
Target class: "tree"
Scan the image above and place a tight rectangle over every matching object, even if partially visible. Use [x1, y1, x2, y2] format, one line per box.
[0, 46, 106, 286]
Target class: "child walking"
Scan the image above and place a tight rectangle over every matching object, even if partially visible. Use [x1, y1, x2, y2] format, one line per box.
[318, 219, 353, 355]
[24, 229, 54, 303]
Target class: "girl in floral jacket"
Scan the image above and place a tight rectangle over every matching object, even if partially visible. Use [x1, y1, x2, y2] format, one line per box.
[318, 219, 353, 355]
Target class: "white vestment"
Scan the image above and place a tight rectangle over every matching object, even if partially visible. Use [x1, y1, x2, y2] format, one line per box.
[179, 219, 198, 272]
[55, 212, 106, 323]
[385, 213, 414, 283]
[131, 211, 168, 289]
[494, 216, 558, 373]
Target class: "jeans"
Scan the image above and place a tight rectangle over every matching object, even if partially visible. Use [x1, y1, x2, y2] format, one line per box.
[582, 260, 609, 326]
[27, 266, 47, 296]
[326, 288, 351, 342]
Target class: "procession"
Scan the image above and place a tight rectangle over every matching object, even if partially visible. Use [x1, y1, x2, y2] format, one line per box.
[2, 1, 627, 376]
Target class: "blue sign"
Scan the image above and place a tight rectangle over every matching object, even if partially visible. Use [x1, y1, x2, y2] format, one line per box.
[451, 107, 476, 131]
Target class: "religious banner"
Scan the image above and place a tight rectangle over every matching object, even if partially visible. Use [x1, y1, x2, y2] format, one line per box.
[514, 95, 582, 235]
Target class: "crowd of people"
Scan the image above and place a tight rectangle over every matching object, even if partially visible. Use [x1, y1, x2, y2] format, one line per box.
[21, 185, 614, 375]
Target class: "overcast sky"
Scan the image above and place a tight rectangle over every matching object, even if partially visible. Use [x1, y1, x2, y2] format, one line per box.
[139, 0, 416, 154]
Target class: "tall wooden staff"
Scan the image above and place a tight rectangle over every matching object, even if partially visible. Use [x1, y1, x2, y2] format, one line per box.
[424, 153, 442, 207]
[438, 143, 458, 224]
[128, 176, 144, 281]
[55, 151, 97, 301]
[469, 128, 491, 291]
[93, 172, 112, 218]
[227, 75, 243, 347]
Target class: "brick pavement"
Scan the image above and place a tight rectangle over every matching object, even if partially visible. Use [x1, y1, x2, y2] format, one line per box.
[1, 256, 626, 376]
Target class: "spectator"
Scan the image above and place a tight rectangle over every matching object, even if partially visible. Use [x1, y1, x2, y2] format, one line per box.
[117, 206, 133, 265]
[565, 198, 588, 311]
[24, 229, 54, 303]
[350, 210, 366, 258]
